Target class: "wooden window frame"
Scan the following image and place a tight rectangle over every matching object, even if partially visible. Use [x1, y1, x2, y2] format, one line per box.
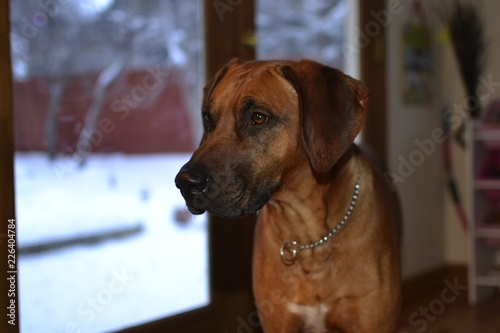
[1, 1, 17, 332]
[360, 0, 387, 162]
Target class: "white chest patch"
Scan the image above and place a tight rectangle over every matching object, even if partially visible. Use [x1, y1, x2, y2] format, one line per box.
[287, 302, 329, 333]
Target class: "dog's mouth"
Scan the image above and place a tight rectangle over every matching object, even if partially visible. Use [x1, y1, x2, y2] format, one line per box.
[185, 203, 206, 215]
[182, 186, 271, 218]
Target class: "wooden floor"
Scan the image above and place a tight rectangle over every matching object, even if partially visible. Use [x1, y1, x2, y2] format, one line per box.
[397, 285, 500, 333]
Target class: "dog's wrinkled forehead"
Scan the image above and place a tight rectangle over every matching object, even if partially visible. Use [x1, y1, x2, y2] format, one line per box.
[206, 61, 297, 114]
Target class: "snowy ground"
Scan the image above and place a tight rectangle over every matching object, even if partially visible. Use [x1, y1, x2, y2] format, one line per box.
[15, 152, 209, 333]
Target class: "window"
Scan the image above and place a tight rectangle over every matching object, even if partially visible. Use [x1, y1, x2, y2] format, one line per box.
[10, 1, 208, 331]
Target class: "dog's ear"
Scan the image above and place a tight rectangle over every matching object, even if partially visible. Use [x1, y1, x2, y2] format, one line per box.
[281, 59, 369, 173]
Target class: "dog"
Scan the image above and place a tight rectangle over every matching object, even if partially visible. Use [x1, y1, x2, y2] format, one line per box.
[175, 58, 401, 332]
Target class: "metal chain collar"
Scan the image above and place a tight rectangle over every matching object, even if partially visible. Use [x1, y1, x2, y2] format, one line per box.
[280, 177, 361, 265]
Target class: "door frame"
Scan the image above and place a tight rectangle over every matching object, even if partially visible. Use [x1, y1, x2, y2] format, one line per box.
[360, 0, 388, 162]
[1, 1, 17, 333]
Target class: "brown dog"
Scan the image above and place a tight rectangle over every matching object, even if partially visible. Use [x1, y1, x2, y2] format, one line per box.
[175, 58, 401, 332]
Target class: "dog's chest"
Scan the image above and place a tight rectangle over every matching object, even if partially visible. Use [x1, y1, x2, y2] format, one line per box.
[287, 302, 329, 333]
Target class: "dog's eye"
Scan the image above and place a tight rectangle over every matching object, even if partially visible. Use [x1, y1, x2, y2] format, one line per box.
[251, 112, 268, 125]
[202, 112, 212, 125]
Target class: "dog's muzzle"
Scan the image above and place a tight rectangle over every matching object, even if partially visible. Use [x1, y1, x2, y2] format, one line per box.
[175, 159, 275, 218]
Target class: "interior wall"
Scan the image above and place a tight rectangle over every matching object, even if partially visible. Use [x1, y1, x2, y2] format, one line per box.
[387, 0, 500, 277]
[443, 0, 500, 265]
[386, 0, 446, 278]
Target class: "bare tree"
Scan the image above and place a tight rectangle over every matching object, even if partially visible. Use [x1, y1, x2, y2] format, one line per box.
[10, 0, 204, 162]
[73, 45, 129, 166]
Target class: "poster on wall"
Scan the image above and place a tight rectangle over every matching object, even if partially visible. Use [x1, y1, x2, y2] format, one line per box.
[402, 0, 432, 106]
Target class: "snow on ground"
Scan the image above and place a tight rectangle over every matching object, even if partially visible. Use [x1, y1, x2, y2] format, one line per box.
[15, 152, 209, 333]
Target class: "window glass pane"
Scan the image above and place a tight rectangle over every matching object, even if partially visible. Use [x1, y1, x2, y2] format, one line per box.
[256, 0, 358, 77]
[10, 1, 207, 332]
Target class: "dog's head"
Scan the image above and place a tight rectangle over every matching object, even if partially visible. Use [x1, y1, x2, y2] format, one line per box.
[175, 58, 368, 218]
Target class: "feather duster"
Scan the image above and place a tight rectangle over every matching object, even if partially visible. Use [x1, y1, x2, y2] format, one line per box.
[444, 0, 487, 118]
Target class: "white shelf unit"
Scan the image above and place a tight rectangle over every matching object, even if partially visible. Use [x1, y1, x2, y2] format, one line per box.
[467, 121, 500, 304]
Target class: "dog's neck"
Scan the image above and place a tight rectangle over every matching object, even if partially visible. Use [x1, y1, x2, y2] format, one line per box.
[261, 146, 361, 266]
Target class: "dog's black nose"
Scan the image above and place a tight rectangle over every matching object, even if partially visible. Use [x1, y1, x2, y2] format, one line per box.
[175, 163, 210, 196]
